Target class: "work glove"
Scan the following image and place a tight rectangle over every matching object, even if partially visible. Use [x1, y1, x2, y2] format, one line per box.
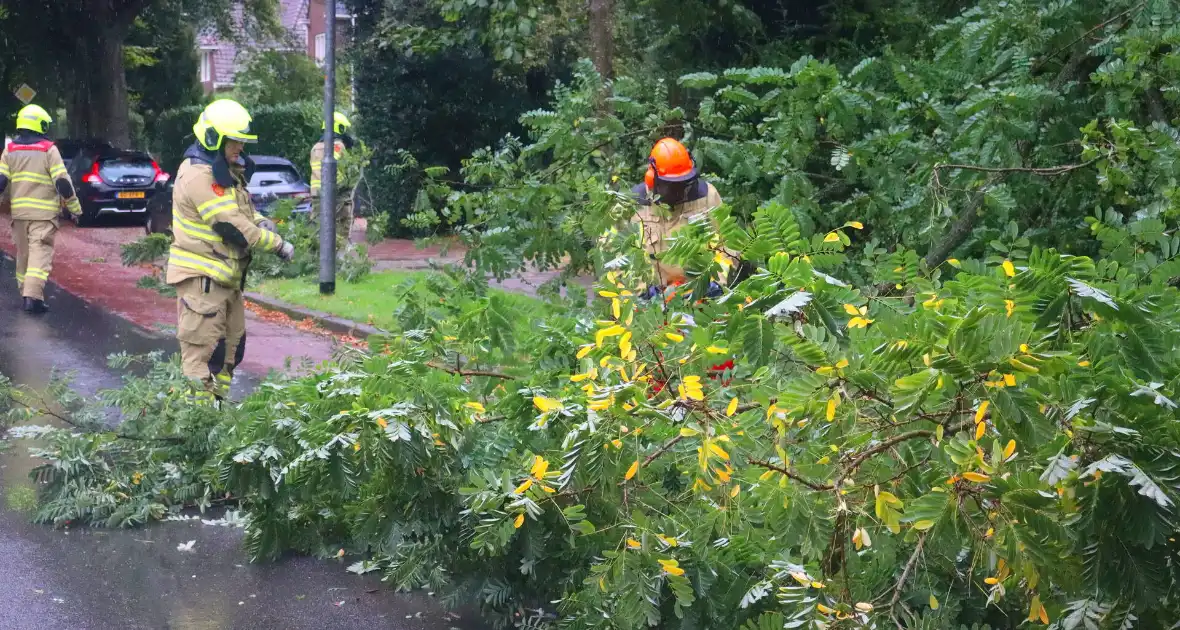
[277, 241, 295, 262]
[257, 218, 277, 232]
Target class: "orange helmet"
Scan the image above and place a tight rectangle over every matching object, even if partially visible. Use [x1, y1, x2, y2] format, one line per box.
[645, 138, 697, 190]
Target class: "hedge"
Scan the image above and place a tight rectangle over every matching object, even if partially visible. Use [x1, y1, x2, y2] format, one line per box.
[148, 101, 321, 178]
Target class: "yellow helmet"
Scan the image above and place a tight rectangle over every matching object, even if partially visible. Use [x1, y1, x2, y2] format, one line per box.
[322, 111, 352, 135]
[16, 104, 52, 134]
[193, 99, 257, 151]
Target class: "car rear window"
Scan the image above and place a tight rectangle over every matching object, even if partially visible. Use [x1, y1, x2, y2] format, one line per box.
[100, 156, 155, 180]
[249, 166, 302, 187]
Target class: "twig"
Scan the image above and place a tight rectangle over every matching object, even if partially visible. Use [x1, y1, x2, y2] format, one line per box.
[889, 533, 928, 628]
[747, 458, 834, 492]
[932, 159, 1097, 178]
[835, 416, 974, 487]
[424, 361, 515, 380]
[1032, 4, 1142, 72]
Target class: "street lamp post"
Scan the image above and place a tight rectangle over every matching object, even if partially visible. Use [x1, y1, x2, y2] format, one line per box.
[318, 0, 338, 295]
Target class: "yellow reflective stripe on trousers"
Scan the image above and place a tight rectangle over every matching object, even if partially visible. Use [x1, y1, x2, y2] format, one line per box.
[25, 267, 48, 281]
[10, 171, 51, 184]
[173, 213, 223, 243]
[197, 195, 237, 221]
[168, 248, 237, 285]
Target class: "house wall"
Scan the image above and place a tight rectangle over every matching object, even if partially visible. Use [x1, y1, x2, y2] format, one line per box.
[307, 0, 351, 64]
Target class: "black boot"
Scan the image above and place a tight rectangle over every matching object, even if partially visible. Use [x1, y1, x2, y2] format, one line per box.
[23, 297, 48, 314]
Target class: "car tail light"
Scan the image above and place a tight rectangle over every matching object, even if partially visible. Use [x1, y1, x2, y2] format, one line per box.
[152, 161, 170, 183]
[291, 192, 310, 200]
[82, 162, 103, 184]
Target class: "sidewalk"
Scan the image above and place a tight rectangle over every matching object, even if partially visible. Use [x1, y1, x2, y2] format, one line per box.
[0, 218, 336, 376]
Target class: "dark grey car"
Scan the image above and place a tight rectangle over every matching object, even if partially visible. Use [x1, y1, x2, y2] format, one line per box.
[247, 155, 312, 217]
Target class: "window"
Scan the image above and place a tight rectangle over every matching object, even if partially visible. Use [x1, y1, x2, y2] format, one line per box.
[200, 51, 211, 83]
[249, 166, 303, 187]
[314, 34, 326, 66]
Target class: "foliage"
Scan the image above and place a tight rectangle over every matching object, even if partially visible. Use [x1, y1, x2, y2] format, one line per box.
[124, 2, 203, 119]
[149, 102, 321, 175]
[232, 51, 350, 110]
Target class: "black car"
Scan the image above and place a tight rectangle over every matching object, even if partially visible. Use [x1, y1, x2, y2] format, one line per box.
[65, 143, 170, 227]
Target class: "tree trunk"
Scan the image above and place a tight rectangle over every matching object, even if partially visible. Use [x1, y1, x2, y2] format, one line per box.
[89, 26, 133, 147]
[588, 0, 614, 80]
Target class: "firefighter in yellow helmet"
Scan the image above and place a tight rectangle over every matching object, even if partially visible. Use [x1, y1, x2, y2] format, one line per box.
[310, 111, 355, 251]
[168, 99, 294, 403]
[0, 104, 82, 313]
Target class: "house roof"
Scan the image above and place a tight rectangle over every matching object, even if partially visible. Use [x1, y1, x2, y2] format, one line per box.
[198, 0, 310, 88]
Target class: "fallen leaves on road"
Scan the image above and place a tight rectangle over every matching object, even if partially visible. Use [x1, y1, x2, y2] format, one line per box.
[244, 300, 365, 348]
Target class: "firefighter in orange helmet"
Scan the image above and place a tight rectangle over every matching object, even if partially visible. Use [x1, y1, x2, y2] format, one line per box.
[630, 137, 725, 299]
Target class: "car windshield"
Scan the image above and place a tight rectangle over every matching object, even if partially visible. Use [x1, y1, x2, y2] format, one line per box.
[249, 166, 302, 187]
[99, 156, 154, 180]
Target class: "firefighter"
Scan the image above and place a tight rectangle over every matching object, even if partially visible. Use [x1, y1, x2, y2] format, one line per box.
[310, 111, 355, 252]
[0, 104, 82, 313]
[630, 137, 727, 300]
[168, 99, 294, 403]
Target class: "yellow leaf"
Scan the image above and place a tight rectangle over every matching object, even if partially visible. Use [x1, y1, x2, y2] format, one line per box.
[835, 359, 849, 369]
[936, 424, 945, 443]
[626, 538, 641, 549]
[1027, 595, 1042, 622]
[730, 484, 741, 498]
[708, 442, 731, 461]
[975, 400, 990, 424]
[824, 231, 841, 243]
[1020, 343, 1030, 353]
[1009, 357, 1039, 373]
[726, 397, 739, 417]
[665, 332, 684, 343]
[913, 519, 935, 531]
[658, 558, 685, 576]
[1002, 260, 1016, 277]
[963, 471, 991, 483]
[679, 427, 699, 437]
[464, 402, 486, 413]
[847, 221, 864, 229]
[534, 396, 563, 413]
[625, 460, 639, 481]
[612, 298, 621, 319]
[514, 514, 525, 529]
[595, 324, 626, 347]
[657, 534, 679, 547]
[577, 345, 594, 359]
[984, 577, 999, 585]
[598, 290, 618, 298]
[759, 469, 775, 481]
[1003, 373, 1016, 387]
[705, 345, 728, 354]
[513, 479, 533, 495]
[790, 571, 810, 585]
[817, 455, 831, 465]
[852, 528, 863, 549]
[855, 602, 873, 613]
[947, 258, 961, 268]
[816, 603, 835, 615]
[816, 366, 834, 376]
[929, 594, 940, 610]
[619, 331, 633, 358]
[611, 439, 623, 449]
[843, 303, 861, 316]
[1005, 299, 1015, 318]
[985, 527, 994, 538]
[825, 395, 839, 422]
[847, 316, 873, 328]
[376, 417, 389, 428]
[531, 456, 549, 477]
[1077, 360, 1091, 367]
[975, 421, 986, 440]
[1003, 439, 1017, 460]
[353, 442, 361, 451]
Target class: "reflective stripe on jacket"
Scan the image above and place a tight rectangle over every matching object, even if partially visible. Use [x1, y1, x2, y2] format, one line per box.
[166, 158, 285, 288]
[0, 139, 75, 220]
[309, 140, 345, 195]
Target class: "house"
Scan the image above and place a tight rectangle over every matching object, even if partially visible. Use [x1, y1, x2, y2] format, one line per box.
[198, 0, 352, 94]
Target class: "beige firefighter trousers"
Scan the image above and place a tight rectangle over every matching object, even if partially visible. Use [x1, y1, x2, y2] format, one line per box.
[311, 195, 354, 251]
[12, 219, 57, 300]
[175, 276, 246, 398]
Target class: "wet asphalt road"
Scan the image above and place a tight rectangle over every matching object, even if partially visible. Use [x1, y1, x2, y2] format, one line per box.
[0, 257, 483, 630]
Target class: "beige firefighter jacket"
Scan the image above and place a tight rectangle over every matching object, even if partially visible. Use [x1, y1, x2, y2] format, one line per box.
[631, 182, 725, 286]
[310, 140, 346, 196]
[0, 138, 80, 220]
[167, 158, 285, 288]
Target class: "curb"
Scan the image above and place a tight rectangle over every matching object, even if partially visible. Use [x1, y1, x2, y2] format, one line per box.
[244, 291, 387, 339]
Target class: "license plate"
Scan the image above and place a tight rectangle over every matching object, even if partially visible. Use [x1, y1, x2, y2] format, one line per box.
[117, 191, 145, 199]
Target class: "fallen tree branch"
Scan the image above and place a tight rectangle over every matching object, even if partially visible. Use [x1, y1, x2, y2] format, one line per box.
[932, 159, 1097, 178]
[425, 362, 515, 380]
[889, 532, 928, 627]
